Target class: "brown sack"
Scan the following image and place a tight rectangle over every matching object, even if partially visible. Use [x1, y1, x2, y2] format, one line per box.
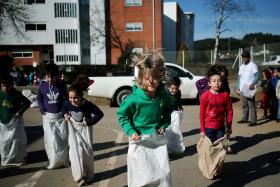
[196, 136, 228, 179]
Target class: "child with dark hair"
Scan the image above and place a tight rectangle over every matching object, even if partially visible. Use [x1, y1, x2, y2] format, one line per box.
[260, 69, 273, 119]
[37, 63, 69, 169]
[0, 75, 31, 166]
[167, 76, 183, 111]
[165, 76, 185, 154]
[217, 65, 230, 94]
[63, 77, 104, 186]
[197, 69, 233, 179]
[196, 65, 230, 97]
[72, 74, 94, 91]
[200, 69, 233, 142]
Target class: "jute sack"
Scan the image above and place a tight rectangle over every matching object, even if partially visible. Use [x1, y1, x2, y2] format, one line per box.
[196, 136, 228, 179]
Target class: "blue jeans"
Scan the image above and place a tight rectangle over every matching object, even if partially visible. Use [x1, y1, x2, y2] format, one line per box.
[205, 128, 225, 142]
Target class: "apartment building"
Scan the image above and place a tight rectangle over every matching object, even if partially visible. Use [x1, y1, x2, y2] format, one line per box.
[110, 0, 163, 64]
[0, 0, 193, 67]
[0, 0, 106, 66]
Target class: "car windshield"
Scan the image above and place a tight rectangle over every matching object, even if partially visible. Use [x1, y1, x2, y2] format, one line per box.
[270, 56, 276, 61]
[165, 65, 193, 79]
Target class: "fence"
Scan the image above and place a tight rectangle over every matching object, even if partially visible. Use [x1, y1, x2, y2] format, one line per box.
[163, 42, 280, 68]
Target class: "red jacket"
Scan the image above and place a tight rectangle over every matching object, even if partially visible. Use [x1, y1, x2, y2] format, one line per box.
[200, 90, 233, 133]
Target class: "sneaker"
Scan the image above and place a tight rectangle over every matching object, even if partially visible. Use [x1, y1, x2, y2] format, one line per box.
[237, 120, 249, 123]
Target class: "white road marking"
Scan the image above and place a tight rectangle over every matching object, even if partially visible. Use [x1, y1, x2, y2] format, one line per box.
[98, 131, 125, 187]
[14, 170, 45, 187]
[16, 125, 124, 187]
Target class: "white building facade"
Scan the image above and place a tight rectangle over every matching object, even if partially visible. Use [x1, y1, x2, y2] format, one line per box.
[163, 2, 194, 61]
[0, 0, 106, 66]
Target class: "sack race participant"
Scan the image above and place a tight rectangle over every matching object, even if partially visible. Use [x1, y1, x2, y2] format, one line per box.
[37, 63, 69, 169]
[0, 75, 31, 166]
[165, 76, 185, 154]
[63, 77, 104, 186]
[117, 51, 173, 187]
[198, 68, 233, 179]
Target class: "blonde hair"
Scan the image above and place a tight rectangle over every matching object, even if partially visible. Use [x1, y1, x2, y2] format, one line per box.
[132, 50, 165, 86]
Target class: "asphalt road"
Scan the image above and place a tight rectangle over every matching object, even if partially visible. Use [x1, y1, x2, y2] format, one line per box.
[0, 98, 279, 187]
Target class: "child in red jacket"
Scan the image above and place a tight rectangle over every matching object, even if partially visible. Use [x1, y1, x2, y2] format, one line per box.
[199, 69, 233, 142]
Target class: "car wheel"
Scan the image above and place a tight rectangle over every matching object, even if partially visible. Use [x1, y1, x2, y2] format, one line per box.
[115, 89, 132, 107]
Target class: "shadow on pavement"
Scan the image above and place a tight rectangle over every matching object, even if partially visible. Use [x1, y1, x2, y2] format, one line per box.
[27, 150, 48, 164]
[255, 118, 273, 125]
[229, 131, 280, 155]
[93, 165, 127, 183]
[231, 97, 240, 103]
[25, 126, 44, 145]
[94, 146, 128, 161]
[169, 144, 197, 161]
[208, 151, 280, 187]
[93, 141, 127, 152]
[182, 128, 200, 137]
[0, 166, 43, 179]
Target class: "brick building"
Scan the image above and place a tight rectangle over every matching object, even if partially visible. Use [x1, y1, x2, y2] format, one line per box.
[110, 0, 163, 64]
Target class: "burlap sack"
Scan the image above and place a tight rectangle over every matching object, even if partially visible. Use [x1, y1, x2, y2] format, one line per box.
[196, 136, 228, 179]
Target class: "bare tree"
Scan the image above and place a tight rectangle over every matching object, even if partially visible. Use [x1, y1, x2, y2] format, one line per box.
[209, 0, 255, 64]
[0, 0, 30, 37]
[90, 0, 138, 65]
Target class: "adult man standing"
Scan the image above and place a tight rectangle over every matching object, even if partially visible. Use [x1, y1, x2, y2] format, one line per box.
[236, 50, 259, 126]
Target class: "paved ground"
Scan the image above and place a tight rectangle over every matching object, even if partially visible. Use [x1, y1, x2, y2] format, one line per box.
[0, 96, 279, 187]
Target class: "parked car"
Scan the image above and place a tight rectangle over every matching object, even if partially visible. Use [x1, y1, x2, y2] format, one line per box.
[261, 55, 280, 66]
[88, 63, 204, 106]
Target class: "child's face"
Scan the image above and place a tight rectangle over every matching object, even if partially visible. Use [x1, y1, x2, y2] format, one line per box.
[46, 74, 57, 84]
[276, 70, 280, 76]
[69, 91, 82, 107]
[141, 73, 160, 93]
[209, 74, 222, 92]
[168, 84, 179, 96]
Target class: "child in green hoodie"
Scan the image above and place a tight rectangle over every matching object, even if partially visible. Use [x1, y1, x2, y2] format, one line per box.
[0, 75, 31, 166]
[117, 51, 173, 187]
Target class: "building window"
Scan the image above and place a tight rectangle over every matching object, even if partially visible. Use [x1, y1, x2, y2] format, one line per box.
[56, 55, 79, 62]
[24, 0, 45, 4]
[25, 23, 46, 31]
[125, 0, 142, 6]
[55, 29, 78, 43]
[126, 22, 143, 32]
[12, 51, 33, 58]
[54, 3, 77, 18]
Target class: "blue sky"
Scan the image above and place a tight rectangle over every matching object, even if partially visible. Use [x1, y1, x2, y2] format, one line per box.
[165, 0, 280, 40]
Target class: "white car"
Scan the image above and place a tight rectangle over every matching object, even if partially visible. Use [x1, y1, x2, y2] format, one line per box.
[261, 55, 280, 66]
[88, 63, 204, 106]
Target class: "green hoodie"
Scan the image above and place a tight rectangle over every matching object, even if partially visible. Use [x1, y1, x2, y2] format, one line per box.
[117, 83, 173, 136]
[0, 88, 31, 124]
